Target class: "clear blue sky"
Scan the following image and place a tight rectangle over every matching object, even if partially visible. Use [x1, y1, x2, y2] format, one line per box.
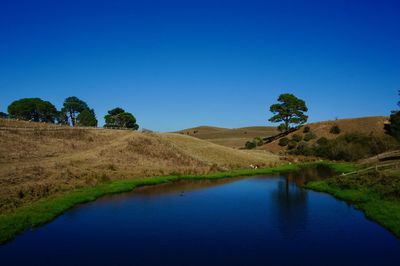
[1, 0, 399, 131]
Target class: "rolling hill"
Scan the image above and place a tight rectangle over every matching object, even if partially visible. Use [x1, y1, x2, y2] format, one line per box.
[175, 125, 278, 148]
[0, 119, 279, 212]
[261, 116, 389, 153]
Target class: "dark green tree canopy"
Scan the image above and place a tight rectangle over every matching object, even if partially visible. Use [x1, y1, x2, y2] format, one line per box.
[269, 93, 308, 132]
[104, 107, 139, 130]
[62, 96, 90, 126]
[56, 111, 69, 125]
[77, 109, 98, 127]
[384, 90, 400, 142]
[108, 107, 125, 116]
[8, 98, 58, 123]
[385, 111, 400, 142]
[0, 111, 8, 119]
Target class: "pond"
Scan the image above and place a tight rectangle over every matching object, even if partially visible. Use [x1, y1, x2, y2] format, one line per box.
[1, 166, 400, 265]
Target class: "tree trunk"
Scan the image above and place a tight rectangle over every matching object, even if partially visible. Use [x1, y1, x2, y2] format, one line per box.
[70, 111, 76, 127]
[284, 118, 290, 131]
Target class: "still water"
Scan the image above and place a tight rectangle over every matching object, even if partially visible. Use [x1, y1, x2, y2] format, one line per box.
[1, 167, 400, 265]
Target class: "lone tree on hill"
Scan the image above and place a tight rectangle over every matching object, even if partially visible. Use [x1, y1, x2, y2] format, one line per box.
[384, 90, 400, 142]
[8, 98, 58, 123]
[269, 93, 308, 132]
[61, 96, 92, 126]
[104, 107, 139, 130]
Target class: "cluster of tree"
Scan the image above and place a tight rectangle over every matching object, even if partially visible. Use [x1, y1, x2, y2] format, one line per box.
[6, 97, 98, 126]
[3, 97, 139, 130]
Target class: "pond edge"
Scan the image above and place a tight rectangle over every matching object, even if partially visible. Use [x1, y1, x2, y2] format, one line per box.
[0, 161, 354, 244]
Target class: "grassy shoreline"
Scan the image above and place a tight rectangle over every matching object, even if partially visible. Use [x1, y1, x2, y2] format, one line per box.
[305, 176, 400, 238]
[0, 161, 353, 244]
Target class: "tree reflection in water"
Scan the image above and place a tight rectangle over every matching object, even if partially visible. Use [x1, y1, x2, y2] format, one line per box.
[272, 165, 335, 236]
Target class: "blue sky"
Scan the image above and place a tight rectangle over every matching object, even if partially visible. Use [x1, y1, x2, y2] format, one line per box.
[1, 0, 399, 131]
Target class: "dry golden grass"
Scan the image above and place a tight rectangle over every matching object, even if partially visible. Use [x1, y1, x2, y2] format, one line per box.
[160, 133, 279, 167]
[0, 119, 279, 212]
[175, 125, 278, 148]
[262, 116, 388, 153]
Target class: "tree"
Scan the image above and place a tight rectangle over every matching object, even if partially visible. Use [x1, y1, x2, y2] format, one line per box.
[0, 111, 8, 119]
[56, 111, 69, 125]
[8, 98, 58, 123]
[104, 107, 139, 130]
[385, 90, 400, 141]
[61, 96, 89, 126]
[269, 93, 308, 132]
[385, 111, 400, 142]
[77, 109, 98, 127]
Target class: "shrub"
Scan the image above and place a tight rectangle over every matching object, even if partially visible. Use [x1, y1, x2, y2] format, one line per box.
[292, 134, 303, 142]
[304, 132, 317, 141]
[278, 137, 289, 146]
[316, 137, 329, 146]
[291, 141, 312, 156]
[245, 141, 257, 149]
[303, 126, 310, 133]
[287, 140, 298, 150]
[285, 132, 398, 161]
[313, 133, 397, 161]
[330, 125, 341, 134]
[254, 137, 263, 146]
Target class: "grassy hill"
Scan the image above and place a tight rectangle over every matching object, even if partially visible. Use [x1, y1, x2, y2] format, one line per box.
[0, 119, 279, 212]
[261, 116, 388, 153]
[175, 125, 278, 148]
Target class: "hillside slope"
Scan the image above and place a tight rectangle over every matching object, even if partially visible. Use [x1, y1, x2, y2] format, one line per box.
[0, 119, 279, 212]
[262, 116, 388, 153]
[176, 125, 278, 148]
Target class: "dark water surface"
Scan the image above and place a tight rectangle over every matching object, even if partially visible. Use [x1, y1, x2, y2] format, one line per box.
[1, 167, 400, 265]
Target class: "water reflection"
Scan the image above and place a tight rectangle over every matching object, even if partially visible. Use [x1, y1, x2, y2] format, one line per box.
[95, 178, 242, 204]
[1, 165, 399, 266]
[272, 165, 335, 235]
[272, 177, 308, 235]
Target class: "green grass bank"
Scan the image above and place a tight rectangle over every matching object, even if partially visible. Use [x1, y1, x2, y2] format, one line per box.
[305, 169, 400, 238]
[0, 161, 353, 244]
